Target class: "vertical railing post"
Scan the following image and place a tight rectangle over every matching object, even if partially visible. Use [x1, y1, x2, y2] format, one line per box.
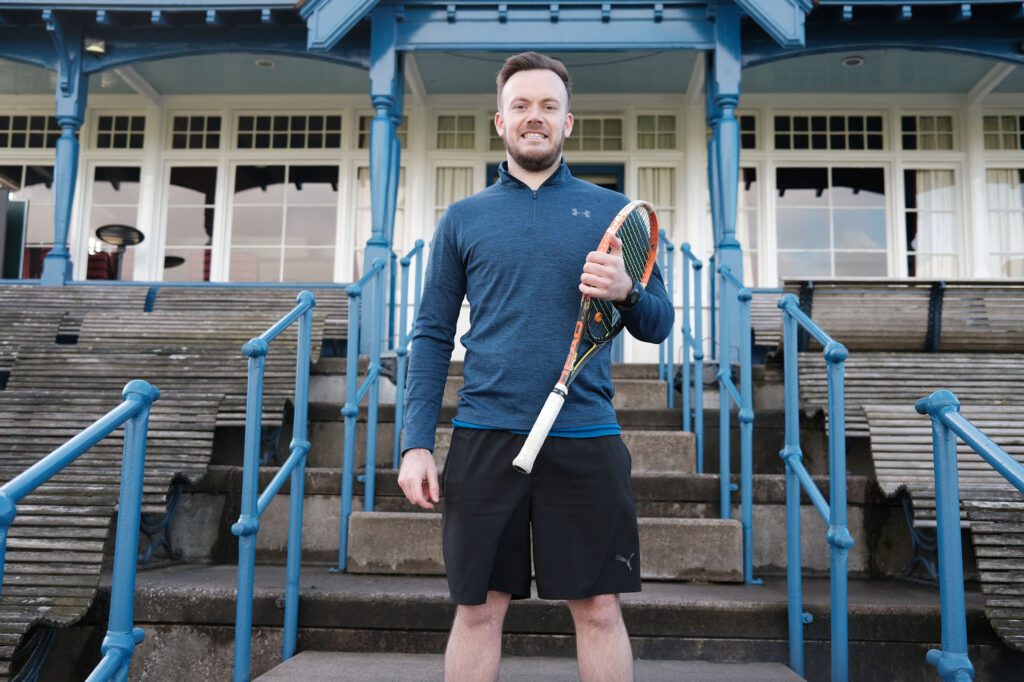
[282, 293, 314, 662]
[364, 271, 383, 512]
[666, 240, 675, 409]
[682, 251, 692, 434]
[693, 260, 704, 474]
[393, 255, 412, 469]
[232, 338, 268, 682]
[717, 266, 732, 521]
[388, 250, 397, 351]
[658, 238, 667, 382]
[338, 284, 362, 572]
[917, 391, 976, 682]
[94, 381, 158, 680]
[738, 287, 757, 585]
[824, 341, 852, 682]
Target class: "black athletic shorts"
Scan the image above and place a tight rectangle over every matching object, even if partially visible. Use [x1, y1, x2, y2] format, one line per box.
[440, 428, 642, 605]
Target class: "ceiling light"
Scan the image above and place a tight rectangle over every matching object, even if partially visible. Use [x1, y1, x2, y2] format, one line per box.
[84, 38, 107, 55]
[841, 56, 865, 68]
[255, 59, 276, 69]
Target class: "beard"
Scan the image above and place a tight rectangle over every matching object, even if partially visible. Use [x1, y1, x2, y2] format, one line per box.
[502, 127, 565, 173]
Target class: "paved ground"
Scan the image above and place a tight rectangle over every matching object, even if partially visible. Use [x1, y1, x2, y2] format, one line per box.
[255, 651, 805, 681]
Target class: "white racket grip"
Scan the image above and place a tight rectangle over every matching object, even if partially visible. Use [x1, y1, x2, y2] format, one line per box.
[512, 384, 568, 474]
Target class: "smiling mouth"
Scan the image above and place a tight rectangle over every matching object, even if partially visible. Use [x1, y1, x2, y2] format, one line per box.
[521, 131, 547, 140]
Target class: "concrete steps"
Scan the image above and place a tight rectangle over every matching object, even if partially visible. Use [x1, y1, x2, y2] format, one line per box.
[256, 651, 805, 681]
[346, 512, 743, 582]
[42, 566, 1024, 681]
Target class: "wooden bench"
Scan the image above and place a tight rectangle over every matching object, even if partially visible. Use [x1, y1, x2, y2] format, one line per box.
[862, 404, 1024, 653]
[798, 352, 1024, 438]
[0, 390, 220, 678]
[750, 290, 785, 352]
[939, 283, 1024, 353]
[0, 312, 63, 374]
[149, 286, 349, 343]
[0, 284, 148, 337]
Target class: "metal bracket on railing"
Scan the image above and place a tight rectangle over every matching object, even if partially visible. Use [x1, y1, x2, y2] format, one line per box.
[138, 483, 184, 567]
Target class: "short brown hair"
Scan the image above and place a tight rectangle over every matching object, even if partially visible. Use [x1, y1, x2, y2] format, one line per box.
[496, 52, 572, 111]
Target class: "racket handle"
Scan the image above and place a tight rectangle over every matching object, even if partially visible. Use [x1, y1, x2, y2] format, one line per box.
[512, 384, 567, 475]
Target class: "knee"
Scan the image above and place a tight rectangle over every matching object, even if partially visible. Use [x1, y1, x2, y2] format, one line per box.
[568, 594, 622, 631]
[455, 591, 510, 631]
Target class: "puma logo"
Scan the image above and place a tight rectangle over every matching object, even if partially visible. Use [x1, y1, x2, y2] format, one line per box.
[615, 552, 635, 571]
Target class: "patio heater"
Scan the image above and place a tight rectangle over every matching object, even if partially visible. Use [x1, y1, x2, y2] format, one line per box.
[95, 224, 144, 280]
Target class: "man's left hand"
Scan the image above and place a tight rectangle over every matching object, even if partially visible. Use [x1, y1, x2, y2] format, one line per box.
[580, 235, 632, 302]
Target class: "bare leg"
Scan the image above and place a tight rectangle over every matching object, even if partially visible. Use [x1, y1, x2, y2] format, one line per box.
[567, 594, 634, 682]
[445, 590, 511, 682]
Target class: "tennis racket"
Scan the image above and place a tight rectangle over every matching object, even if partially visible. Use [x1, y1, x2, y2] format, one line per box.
[512, 200, 659, 474]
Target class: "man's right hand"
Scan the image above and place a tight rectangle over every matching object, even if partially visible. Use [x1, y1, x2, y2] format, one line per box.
[397, 448, 440, 510]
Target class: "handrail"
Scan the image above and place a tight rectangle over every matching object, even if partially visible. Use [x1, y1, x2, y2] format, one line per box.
[337, 257, 387, 572]
[0, 380, 160, 682]
[777, 292, 852, 682]
[680, 243, 704, 473]
[392, 240, 426, 469]
[657, 230, 676, 408]
[716, 264, 757, 586]
[232, 291, 315, 682]
[915, 390, 1024, 682]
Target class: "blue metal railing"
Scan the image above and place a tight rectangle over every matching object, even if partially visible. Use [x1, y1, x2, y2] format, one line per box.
[716, 264, 757, 586]
[0, 380, 159, 682]
[708, 253, 716, 361]
[680, 243, 704, 473]
[657, 231, 676, 408]
[777, 293, 852, 682]
[231, 291, 315, 682]
[337, 258, 388, 572]
[915, 390, 1024, 682]
[391, 240, 426, 469]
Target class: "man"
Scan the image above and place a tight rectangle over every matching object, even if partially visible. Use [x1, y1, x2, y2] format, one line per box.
[397, 52, 673, 682]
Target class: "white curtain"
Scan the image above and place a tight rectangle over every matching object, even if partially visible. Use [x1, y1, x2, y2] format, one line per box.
[912, 169, 958, 277]
[434, 167, 474, 224]
[638, 167, 675, 236]
[986, 169, 1024, 278]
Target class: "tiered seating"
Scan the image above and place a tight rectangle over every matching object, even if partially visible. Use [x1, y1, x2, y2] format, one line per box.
[0, 390, 219, 678]
[0, 312, 63, 375]
[0, 284, 148, 336]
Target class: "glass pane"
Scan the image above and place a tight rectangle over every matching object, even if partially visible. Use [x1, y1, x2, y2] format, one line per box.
[834, 209, 887, 249]
[166, 207, 213, 246]
[285, 206, 337, 246]
[778, 251, 830, 278]
[831, 168, 885, 207]
[25, 204, 56, 244]
[92, 167, 141, 204]
[163, 247, 211, 282]
[776, 168, 828, 207]
[776, 208, 830, 249]
[230, 248, 281, 282]
[286, 166, 338, 205]
[90, 206, 138, 233]
[233, 166, 285, 204]
[282, 247, 335, 282]
[834, 251, 887, 276]
[913, 254, 958, 278]
[231, 205, 283, 246]
[168, 167, 217, 204]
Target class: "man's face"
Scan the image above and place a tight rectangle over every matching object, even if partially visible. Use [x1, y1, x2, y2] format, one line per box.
[495, 69, 573, 173]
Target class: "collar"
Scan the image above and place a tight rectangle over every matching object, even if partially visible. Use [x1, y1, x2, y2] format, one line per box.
[496, 159, 572, 189]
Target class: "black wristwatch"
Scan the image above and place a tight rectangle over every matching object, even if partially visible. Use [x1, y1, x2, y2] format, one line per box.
[614, 278, 642, 311]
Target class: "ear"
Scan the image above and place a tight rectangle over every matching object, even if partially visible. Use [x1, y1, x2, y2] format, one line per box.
[563, 112, 574, 138]
[494, 111, 505, 140]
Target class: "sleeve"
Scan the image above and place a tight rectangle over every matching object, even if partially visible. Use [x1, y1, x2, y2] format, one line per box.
[620, 261, 674, 344]
[400, 209, 467, 454]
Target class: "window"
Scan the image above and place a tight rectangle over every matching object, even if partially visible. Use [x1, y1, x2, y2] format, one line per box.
[357, 115, 408, 150]
[901, 116, 955, 151]
[705, 115, 758, 150]
[564, 117, 622, 152]
[0, 165, 55, 278]
[436, 115, 476, 150]
[983, 115, 1024, 151]
[236, 115, 342, 150]
[164, 168, 218, 281]
[774, 115, 884, 151]
[434, 167, 474, 223]
[986, 169, 1024, 277]
[638, 167, 676, 236]
[703, 168, 760, 283]
[775, 167, 887, 278]
[904, 170, 958, 277]
[354, 166, 406, 277]
[87, 167, 141, 280]
[230, 165, 338, 282]
[637, 116, 677, 150]
[95, 116, 145, 149]
[0, 115, 60, 149]
[171, 116, 222, 150]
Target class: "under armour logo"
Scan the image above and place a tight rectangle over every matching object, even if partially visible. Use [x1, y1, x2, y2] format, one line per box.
[615, 552, 635, 571]
[571, 208, 591, 218]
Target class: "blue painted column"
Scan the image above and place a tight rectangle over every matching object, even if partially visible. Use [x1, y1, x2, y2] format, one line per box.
[41, 13, 89, 285]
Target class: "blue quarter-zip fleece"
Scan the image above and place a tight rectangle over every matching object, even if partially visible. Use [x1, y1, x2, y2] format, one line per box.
[401, 161, 674, 453]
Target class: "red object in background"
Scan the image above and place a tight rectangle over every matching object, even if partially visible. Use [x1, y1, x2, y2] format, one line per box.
[21, 246, 117, 280]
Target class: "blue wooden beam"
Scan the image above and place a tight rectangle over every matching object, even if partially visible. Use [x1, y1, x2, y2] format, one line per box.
[300, 0, 379, 52]
[735, 0, 811, 48]
[394, 2, 714, 51]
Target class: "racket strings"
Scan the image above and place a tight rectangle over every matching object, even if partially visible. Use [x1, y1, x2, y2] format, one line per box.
[617, 208, 653, 281]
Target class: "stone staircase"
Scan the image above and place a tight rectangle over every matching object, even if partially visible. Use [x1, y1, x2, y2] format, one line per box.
[32, 362, 1024, 680]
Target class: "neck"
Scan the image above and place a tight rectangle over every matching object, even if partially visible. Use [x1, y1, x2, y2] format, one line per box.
[506, 157, 560, 190]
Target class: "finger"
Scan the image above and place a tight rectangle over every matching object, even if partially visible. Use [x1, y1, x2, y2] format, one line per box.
[608, 234, 623, 256]
[427, 467, 440, 503]
[580, 273, 611, 290]
[583, 261, 615, 276]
